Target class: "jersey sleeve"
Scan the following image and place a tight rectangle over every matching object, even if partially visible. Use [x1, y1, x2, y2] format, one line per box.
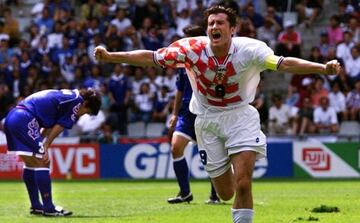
[264, 55, 284, 71]
[153, 39, 187, 68]
[56, 97, 84, 129]
[237, 38, 277, 71]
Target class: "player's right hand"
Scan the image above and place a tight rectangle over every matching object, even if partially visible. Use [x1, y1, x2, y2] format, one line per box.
[42, 149, 50, 165]
[169, 115, 178, 129]
[94, 46, 108, 62]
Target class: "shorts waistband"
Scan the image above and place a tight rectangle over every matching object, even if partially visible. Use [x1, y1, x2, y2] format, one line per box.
[197, 103, 249, 118]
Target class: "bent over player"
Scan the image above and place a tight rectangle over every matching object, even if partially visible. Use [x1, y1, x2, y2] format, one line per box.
[94, 6, 340, 223]
[4, 88, 101, 216]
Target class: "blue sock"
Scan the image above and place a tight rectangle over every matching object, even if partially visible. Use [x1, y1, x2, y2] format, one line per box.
[35, 169, 55, 212]
[23, 168, 42, 209]
[173, 157, 190, 196]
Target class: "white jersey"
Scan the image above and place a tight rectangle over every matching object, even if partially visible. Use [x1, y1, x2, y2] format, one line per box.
[153, 37, 274, 115]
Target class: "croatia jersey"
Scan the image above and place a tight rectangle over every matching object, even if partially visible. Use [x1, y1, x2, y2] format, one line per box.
[154, 37, 274, 115]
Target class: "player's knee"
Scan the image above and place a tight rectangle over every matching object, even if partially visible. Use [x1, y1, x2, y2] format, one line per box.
[171, 144, 185, 158]
[217, 188, 234, 201]
[234, 176, 252, 194]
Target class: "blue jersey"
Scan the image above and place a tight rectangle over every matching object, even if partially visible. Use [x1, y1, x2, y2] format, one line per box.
[175, 69, 196, 141]
[176, 69, 192, 105]
[19, 89, 83, 129]
[5, 89, 83, 157]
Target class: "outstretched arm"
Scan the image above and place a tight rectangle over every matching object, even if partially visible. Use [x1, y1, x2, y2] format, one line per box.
[278, 57, 341, 75]
[94, 46, 156, 67]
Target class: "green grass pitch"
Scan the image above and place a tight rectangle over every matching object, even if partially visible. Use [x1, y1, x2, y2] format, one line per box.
[0, 180, 359, 223]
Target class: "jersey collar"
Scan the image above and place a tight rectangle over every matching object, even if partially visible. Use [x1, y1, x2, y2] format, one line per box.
[205, 39, 235, 58]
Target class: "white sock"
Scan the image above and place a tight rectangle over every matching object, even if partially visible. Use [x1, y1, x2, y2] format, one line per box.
[231, 208, 254, 223]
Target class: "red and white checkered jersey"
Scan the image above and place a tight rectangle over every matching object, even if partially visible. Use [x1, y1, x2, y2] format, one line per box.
[153, 36, 274, 115]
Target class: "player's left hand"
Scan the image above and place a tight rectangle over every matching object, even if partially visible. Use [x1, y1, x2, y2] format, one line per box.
[325, 60, 341, 75]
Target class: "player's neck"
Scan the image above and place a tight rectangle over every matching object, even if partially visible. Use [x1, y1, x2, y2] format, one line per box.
[211, 41, 231, 58]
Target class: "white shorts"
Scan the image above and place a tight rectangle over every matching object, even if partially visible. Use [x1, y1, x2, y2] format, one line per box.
[194, 104, 267, 178]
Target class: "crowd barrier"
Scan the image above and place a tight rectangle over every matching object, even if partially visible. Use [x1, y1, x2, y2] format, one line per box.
[0, 140, 359, 179]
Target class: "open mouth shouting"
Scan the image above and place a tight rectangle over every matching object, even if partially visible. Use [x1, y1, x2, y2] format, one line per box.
[211, 31, 222, 42]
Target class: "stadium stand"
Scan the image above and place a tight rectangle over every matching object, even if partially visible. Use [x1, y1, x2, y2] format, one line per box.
[0, 0, 358, 143]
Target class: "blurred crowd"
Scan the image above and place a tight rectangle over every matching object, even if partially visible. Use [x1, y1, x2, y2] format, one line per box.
[0, 0, 359, 142]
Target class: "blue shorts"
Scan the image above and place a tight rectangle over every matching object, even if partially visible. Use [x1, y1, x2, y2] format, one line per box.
[4, 107, 44, 158]
[174, 108, 196, 141]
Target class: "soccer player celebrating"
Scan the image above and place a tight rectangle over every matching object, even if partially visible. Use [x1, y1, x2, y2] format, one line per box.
[94, 6, 341, 223]
[167, 25, 220, 204]
[4, 88, 101, 217]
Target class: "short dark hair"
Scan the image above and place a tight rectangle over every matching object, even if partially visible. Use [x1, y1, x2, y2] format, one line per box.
[183, 25, 206, 37]
[80, 88, 101, 116]
[204, 6, 237, 28]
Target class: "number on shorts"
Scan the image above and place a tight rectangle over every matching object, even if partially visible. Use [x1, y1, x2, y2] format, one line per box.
[199, 150, 207, 165]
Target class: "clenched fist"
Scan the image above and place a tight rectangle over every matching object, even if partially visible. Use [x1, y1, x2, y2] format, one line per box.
[325, 60, 341, 75]
[94, 46, 109, 62]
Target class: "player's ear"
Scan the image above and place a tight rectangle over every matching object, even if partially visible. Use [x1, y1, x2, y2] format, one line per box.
[230, 26, 235, 36]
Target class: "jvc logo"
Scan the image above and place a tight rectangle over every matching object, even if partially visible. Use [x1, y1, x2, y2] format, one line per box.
[302, 148, 331, 171]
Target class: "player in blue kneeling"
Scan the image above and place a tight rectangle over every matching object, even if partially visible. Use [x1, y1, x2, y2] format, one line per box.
[4, 88, 101, 216]
[167, 25, 221, 204]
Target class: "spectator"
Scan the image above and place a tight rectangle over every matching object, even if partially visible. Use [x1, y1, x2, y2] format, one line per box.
[108, 64, 132, 134]
[75, 110, 106, 135]
[276, 20, 301, 57]
[0, 83, 14, 121]
[132, 82, 154, 124]
[35, 7, 54, 35]
[88, 34, 105, 64]
[318, 31, 332, 57]
[327, 15, 343, 45]
[236, 16, 256, 38]
[122, 25, 145, 51]
[141, 27, 164, 51]
[265, 6, 283, 29]
[344, 79, 360, 121]
[191, 0, 207, 26]
[83, 65, 104, 90]
[175, 9, 191, 37]
[268, 94, 293, 135]
[159, 0, 175, 27]
[332, 62, 354, 94]
[256, 15, 281, 49]
[297, 96, 316, 135]
[85, 17, 101, 42]
[153, 86, 171, 122]
[295, 0, 323, 27]
[60, 54, 75, 83]
[348, 16, 360, 43]
[3, 7, 20, 45]
[241, 3, 264, 28]
[329, 82, 347, 122]
[110, 8, 132, 37]
[80, 0, 101, 21]
[313, 97, 339, 133]
[47, 21, 64, 50]
[344, 46, 360, 81]
[250, 84, 268, 131]
[311, 77, 329, 107]
[336, 31, 355, 62]
[309, 46, 324, 64]
[131, 67, 145, 96]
